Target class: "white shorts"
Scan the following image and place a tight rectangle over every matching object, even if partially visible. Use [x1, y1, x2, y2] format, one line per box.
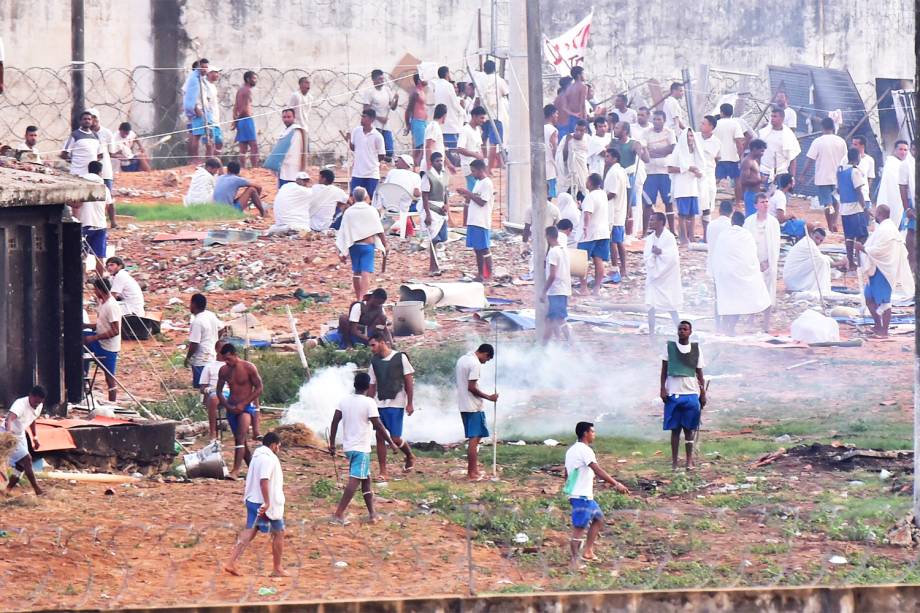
[8, 433, 30, 466]
[699, 177, 717, 213]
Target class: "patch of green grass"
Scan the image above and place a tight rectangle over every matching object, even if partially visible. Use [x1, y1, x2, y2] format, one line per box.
[808, 494, 909, 543]
[221, 275, 245, 291]
[594, 490, 645, 510]
[749, 542, 791, 555]
[661, 472, 704, 495]
[310, 478, 336, 499]
[147, 392, 206, 422]
[117, 202, 244, 222]
[757, 417, 912, 450]
[251, 346, 372, 405]
[700, 493, 763, 510]
[405, 344, 466, 382]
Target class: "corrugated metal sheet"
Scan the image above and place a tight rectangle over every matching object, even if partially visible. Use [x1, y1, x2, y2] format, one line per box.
[767, 65, 812, 132]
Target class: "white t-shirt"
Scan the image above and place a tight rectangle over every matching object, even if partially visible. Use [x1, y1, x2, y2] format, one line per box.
[96, 296, 122, 353]
[768, 190, 787, 218]
[273, 182, 313, 228]
[350, 127, 384, 179]
[198, 359, 224, 393]
[206, 81, 221, 123]
[806, 134, 848, 186]
[604, 163, 629, 227]
[456, 352, 484, 412]
[368, 351, 415, 408]
[898, 153, 915, 198]
[337, 393, 380, 453]
[431, 78, 463, 134]
[458, 123, 483, 176]
[564, 441, 598, 499]
[112, 130, 137, 162]
[615, 107, 638, 125]
[243, 446, 285, 520]
[759, 127, 798, 175]
[660, 341, 707, 395]
[288, 90, 314, 128]
[669, 155, 701, 199]
[644, 127, 676, 174]
[310, 184, 348, 231]
[188, 310, 220, 366]
[783, 107, 798, 130]
[348, 302, 364, 323]
[467, 176, 494, 229]
[76, 174, 111, 229]
[6, 396, 43, 437]
[95, 127, 115, 180]
[185, 166, 217, 205]
[662, 96, 684, 131]
[544, 124, 558, 180]
[361, 86, 393, 131]
[421, 120, 444, 171]
[64, 129, 101, 176]
[699, 135, 720, 174]
[713, 117, 745, 163]
[110, 269, 145, 316]
[582, 189, 610, 241]
[857, 154, 876, 202]
[545, 245, 572, 296]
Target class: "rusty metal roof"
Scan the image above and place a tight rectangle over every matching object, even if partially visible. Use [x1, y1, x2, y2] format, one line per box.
[0, 159, 107, 207]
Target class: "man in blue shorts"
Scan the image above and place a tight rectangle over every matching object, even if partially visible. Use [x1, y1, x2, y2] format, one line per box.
[577, 173, 611, 296]
[542, 226, 572, 343]
[456, 159, 495, 281]
[367, 333, 416, 480]
[737, 139, 766, 216]
[660, 320, 707, 471]
[455, 344, 498, 480]
[83, 277, 121, 402]
[233, 70, 259, 169]
[224, 431, 287, 577]
[329, 372, 396, 524]
[564, 422, 630, 566]
[212, 160, 265, 216]
[336, 186, 387, 300]
[217, 343, 264, 480]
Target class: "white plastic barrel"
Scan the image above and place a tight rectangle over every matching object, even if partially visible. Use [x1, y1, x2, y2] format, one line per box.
[393, 301, 425, 336]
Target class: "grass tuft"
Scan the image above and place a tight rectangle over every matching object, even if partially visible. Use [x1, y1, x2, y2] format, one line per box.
[117, 202, 243, 222]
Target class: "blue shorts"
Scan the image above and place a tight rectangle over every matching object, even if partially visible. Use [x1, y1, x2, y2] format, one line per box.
[570, 497, 604, 529]
[865, 270, 892, 307]
[82, 227, 107, 258]
[676, 196, 699, 217]
[558, 115, 578, 139]
[743, 190, 758, 217]
[378, 407, 405, 438]
[349, 243, 376, 274]
[349, 176, 379, 200]
[204, 122, 223, 146]
[547, 295, 568, 320]
[715, 161, 740, 180]
[483, 120, 504, 145]
[245, 500, 284, 533]
[410, 118, 428, 148]
[465, 174, 477, 191]
[345, 450, 371, 479]
[191, 365, 205, 387]
[841, 211, 869, 241]
[432, 218, 449, 244]
[83, 331, 118, 375]
[322, 329, 368, 349]
[817, 185, 836, 207]
[235, 117, 257, 143]
[466, 225, 491, 250]
[380, 129, 395, 158]
[663, 393, 701, 431]
[121, 159, 142, 172]
[578, 238, 610, 262]
[610, 225, 625, 244]
[461, 411, 490, 439]
[547, 178, 558, 199]
[443, 132, 459, 151]
[226, 403, 258, 435]
[643, 174, 671, 206]
[190, 115, 208, 137]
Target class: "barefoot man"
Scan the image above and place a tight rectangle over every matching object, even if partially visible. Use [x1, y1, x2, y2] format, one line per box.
[224, 431, 286, 577]
[367, 333, 416, 480]
[455, 344, 498, 481]
[233, 71, 259, 169]
[217, 343, 264, 479]
[660, 321, 707, 471]
[3, 386, 46, 495]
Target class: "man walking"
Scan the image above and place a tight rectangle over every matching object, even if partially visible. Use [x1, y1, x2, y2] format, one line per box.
[347, 109, 386, 199]
[644, 211, 683, 336]
[3, 386, 46, 495]
[367, 333, 416, 480]
[335, 187, 387, 301]
[660, 321, 706, 471]
[542, 226, 572, 343]
[800, 117, 848, 232]
[455, 344, 498, 481]
[233, 71, 259, 169]
[578, 173, 610, 296]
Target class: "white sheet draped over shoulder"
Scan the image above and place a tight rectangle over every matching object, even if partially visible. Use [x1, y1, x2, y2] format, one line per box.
[783, 235, 832, 294]
[860, 218, 914, 295]
[335, 202, 385, 257]
[711, 226, 771, 315]
[743, 213, 781, 305]
[876, 156, 904, 230]
[644, 228, 683, 311]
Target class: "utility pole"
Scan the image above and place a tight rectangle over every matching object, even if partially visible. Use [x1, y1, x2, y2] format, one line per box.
[71, 0, 85, 130]
[523, 0, 547, 338]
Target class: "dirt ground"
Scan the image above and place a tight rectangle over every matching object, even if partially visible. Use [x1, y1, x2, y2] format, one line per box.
[0, 164, 915, 610]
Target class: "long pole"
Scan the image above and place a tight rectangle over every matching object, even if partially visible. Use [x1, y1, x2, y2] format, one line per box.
[70, 0, 85, 129]
[524, 0, 548, 339]
[491, 326, 499, 479]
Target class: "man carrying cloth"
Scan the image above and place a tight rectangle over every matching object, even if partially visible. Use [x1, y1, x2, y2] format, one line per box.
[367, 333, 416, 480]
[335, 187, 387, 301]
[660, 321, 707, 471]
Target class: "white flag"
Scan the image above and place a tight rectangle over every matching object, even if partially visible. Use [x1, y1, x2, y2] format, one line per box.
[543, 10, 593, 77]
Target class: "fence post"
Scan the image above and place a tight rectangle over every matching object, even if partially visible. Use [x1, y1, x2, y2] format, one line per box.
[466, 504, 476, 596]
[70, 0, 84, 129]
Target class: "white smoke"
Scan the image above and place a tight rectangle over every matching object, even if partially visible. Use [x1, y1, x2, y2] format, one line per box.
[283, 339, 662, 444]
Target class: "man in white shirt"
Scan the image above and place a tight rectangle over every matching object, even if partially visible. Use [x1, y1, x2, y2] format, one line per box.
[578, 173, 611, 295]
[758, 107, 801, 180]
[367, 333, 416, 480]
[768, 173, 795, 223]
[662, 82, 686, 132]
[613, 94, 637, 126]
[287, 76, 314, 131]
[362, 69, 399, 160]
[105, 257, 145, 316]
[87, 108, 117, 226]
[271, 171, 313, 231]
[224, 431, 287, 577]
[643, 111, 677, 234]
[564, 421, 629, 566]
[309, 169, 349, 232]
[111, 122, 151, 172]
[475, 60, 510, 170]
[347, 109, 385, 200]
[184, 157, 222, 205]
[203, 66, 224, 155]
[851, 135, 876, 204]
[775, 92, 797, 131]
[184, 293, 221, 389]
[83, 278, 122, 402]
[61, 110, 101, 176]
[603, 148, 629, 281]
[898, 140, 916, 272]
[431, 66, 465, 166]
[542, 226, 572, 343]
[659, 320, 707, 471]
[421, 152, 450, 274]
[3, 386, 46, 495]
[743, 193, 781, 326]
[544, 104, 560, 198]
[713, 103, 750, 184]
[800, 117, 848, 232]
[455, 344, 498, 481]
[72, 160, 112, 276]
[456, 159, 494, 282]
[329, 372, 395, 524]
[14, 125, 43, 164]
[456, 106, 487, 191]
[272, 108, 308, 188]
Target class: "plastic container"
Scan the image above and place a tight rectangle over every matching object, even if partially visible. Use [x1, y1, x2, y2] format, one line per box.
[567, 248, 588, 277]
[393, 301, 425, 336]
[183, 441, 226, 479]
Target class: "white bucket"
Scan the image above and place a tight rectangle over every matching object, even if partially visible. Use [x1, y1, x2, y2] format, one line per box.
[393, 301, 425, 336]
[568, 248, 588, 277]
[183, 441, 226, 479]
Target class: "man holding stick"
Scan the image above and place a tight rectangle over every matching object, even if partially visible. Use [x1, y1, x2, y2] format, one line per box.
[455, 344, 498, 481]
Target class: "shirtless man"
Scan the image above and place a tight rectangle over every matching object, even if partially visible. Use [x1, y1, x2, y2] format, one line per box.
[563, 67, 589, 134]
[737, 139, 767, 217]
[217, 343, 264, 479]
[404, 74, 428, 167]
[233, 71, 259, 169]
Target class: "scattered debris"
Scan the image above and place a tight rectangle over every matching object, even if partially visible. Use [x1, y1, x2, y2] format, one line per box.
[751, 448, 787, 468]
[257, 586, 278, 596]
[828, 555, 848, 565]
[887, 513, 919, 547]
[274, 423, 326, 449]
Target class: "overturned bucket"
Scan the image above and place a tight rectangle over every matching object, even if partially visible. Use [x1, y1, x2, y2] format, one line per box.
[393, 300, 425, 336]
[183, 441, 226, 479]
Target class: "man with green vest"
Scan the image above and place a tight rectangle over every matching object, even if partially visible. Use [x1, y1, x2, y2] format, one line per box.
[421, 151, 450, 275]
[659, 320, 707, 471]
[367, 333, 416, 479]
